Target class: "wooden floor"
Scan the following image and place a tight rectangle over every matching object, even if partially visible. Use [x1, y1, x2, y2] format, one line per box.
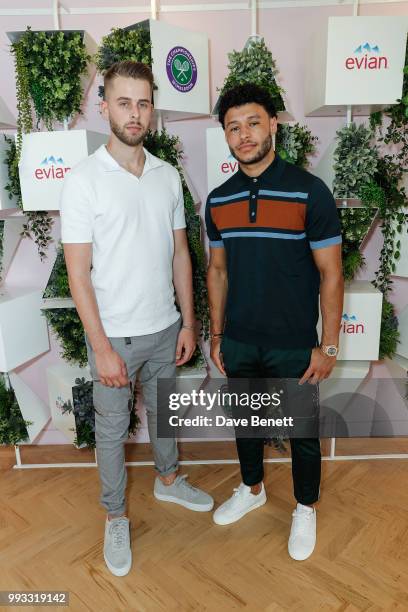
[1, 444, 408, 611]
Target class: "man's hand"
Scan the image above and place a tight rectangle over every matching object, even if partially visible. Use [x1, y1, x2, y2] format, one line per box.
[210, 337, 226, 376]
[176, 328, 196, 366]
[299, 347, 336, 385]
[95, 347, 129, 388]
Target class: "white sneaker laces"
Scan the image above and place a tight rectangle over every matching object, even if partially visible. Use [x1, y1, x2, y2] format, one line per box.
[291, 509, 313, 537]
[177, 474, 199, 496]
[110, 519, 129, 550]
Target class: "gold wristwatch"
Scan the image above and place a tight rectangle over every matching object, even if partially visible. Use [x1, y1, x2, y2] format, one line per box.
[319, 344, 339, 357]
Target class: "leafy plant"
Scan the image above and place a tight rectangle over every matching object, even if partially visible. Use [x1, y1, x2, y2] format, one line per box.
[11, 27, 90, 128]
[0, 375, 32, 445]
[61, 377, 140, 449]
[44, 308, 88, 367]
[217, 37, 285, 113]
[43, 243, 70, 298]
[276, 123, 318, 168]
[333, 123, 378, 199]
[379, 298, 399, 359]
[95, 25, 153, 98]
[338, 207, 378, 281]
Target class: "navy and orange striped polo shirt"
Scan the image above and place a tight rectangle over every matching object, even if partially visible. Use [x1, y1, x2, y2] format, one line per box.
[205, 153, 342, 349]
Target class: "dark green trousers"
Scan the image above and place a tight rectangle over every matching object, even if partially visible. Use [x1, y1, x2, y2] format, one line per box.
[220, 335, 321, 505]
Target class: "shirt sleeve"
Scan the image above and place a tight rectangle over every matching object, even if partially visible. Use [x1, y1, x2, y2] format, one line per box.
[205, 196, 224, 248]
[306, 177, 342, 250]
[173, 172, 187, 230]
[60, 172, 95, 243]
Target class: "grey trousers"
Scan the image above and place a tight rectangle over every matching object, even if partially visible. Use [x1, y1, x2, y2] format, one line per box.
[85, 318, 181, 516]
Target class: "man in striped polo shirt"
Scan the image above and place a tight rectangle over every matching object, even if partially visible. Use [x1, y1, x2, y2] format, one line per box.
[206, 83, 343, 560]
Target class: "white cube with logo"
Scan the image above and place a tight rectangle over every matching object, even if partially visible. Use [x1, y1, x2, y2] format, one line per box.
[0, 287, 50, 372]
[305, 16, 408, 116]
[206, 126, 238, 194]
[47, 363, 92, 445]
[317, 280, 383, 361]
[123, 20, 209, 121]
[18, 130, 107, 211]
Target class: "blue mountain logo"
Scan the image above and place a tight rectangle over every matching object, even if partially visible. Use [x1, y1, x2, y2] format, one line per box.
[354, 43, 380, 54]
[342, 313, 358, 322]
[41, 156, 64, 165]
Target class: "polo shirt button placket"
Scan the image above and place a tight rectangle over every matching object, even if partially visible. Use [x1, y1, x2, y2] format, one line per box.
[250, 193, 257, 223]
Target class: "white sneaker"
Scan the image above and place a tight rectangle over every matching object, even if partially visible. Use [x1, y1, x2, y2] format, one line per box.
[104, 516, 132, 577]
[213, 482, 267, 525]
[288, 503, 316, 561]
[154, 474, 214, 512]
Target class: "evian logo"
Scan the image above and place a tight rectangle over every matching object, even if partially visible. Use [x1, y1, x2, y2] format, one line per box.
[221, 153, 238, 174]
[34, 155, 71, 180]
[341, 313, 365, 334]
[345, 42, 388, 71]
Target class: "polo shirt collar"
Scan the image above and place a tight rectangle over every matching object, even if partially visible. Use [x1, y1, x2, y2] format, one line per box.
[235, 152, 285, 186]
[95, 144, 164, 175]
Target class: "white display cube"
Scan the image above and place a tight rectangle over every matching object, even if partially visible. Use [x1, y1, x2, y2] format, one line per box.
[206, 126, 238, 194]
[8, 372, 50, 443]
[0, 97, 16, 130]
[0, 218, 25, 282]
[47, 363, 92, 445]
[0, 136, 18, 211]
[123, 20, 209, 120]
[18, 130, 107, 211]
[0, 287, 50, 371]
[318, 280, 383, 361]
[305, 16, 408, 116]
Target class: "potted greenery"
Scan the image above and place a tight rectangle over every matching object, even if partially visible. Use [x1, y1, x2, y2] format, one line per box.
[276, 123, 318, 169]
[214, 37, 286, 116]
[0, 374, 32, 445]
[7, 27, 99, 258]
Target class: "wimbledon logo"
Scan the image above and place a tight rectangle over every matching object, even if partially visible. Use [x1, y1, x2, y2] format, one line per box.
[341, 313, 365, 334]
[166, 46, 198, 93]
[345, 42, 388, 71]
[34, 155, 71, 180]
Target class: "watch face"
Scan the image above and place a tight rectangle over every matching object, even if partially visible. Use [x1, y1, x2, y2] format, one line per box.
[327, 346, 337, 356]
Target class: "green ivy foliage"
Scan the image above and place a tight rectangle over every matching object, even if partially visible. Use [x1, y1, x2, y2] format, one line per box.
[338, 207, 378, 281]
[11, 27, 90, 127]
[95, 26, 153, 98]
[218, 38, 285, 112]
[379, 298, 399, 360]
[0, 376, 32, 445]
[276, 123, 318, 168]
[43, 244, 70, 298]
[44, 308, 88, 367]
[333, 123, 378, 199]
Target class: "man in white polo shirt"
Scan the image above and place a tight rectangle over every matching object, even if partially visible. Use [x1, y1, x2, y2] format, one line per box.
[60, 60, 213, 577]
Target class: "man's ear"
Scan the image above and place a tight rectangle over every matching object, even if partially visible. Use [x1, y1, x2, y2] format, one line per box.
[100, 99, 109, 120]
[270, 115, 278, 134]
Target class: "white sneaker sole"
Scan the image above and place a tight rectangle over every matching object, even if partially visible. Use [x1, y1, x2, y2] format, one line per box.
[103, 551, 132, 577]
[213, 494, 267, 525]
[154, 490, 214, 512]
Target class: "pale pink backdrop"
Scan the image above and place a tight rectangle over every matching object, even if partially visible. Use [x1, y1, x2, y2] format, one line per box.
[0, 0, 407, 443]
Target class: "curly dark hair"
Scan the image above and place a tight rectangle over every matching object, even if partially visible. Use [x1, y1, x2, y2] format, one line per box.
[218, 83, 277, 128]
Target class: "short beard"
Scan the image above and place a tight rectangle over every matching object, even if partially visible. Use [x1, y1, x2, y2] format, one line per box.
[110, 117, 148, 147]
[231, 134, 273, 165]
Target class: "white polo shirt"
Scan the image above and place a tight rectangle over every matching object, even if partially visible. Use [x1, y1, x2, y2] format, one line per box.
[60, 144, 186, 337]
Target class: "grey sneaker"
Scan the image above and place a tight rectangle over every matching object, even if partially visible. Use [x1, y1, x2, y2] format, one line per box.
[104, 516, 132, 577]
[154, 474, 214, 512]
